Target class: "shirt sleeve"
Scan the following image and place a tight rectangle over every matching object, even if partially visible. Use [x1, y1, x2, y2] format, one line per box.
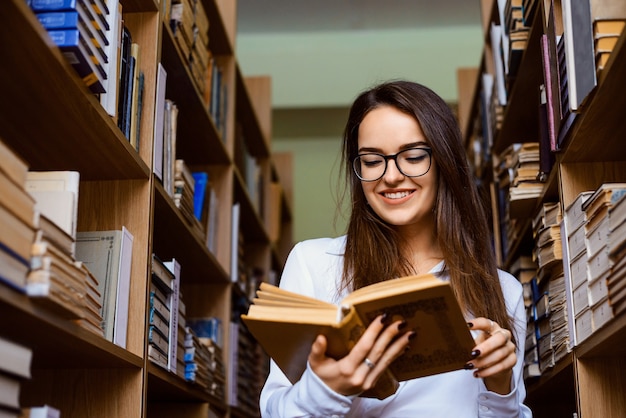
[259, 240, 353, 417]
[260, 360, 354, 418]
[476, 271, 533, 418]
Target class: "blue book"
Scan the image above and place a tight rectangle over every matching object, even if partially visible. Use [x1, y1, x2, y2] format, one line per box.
[48, 29, 105, 93]
[31, 0, 77, 11]
[36, 10, 79, 29]
[192, 172, 208, 221]
[0, 241, 29, 293]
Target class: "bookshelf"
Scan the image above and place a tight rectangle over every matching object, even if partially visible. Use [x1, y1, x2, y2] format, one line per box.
[459, 0, 626, 416]
[0, 1, 292, 417]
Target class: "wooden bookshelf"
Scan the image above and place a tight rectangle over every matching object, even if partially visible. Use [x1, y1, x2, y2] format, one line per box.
[0, 0, 292, 417]
[462, 1, 626, 417]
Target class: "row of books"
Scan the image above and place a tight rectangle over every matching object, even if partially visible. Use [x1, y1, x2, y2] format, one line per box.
[163, 0, 229, 142]
[148, 255, 183, 376]
[520, 201, 564, 380]
[492, 142, 543, 264]
[503, 0, 533, 83]
[564, 184, 626, 345]
[186, 318, 226, 400]
[476, 0, 626, 181]
[227, 321, 263, 416]
[30, 0, 144, 149]
[30, 0, 110, 94]
[520, 183, 626, 380]
[0, 319, 61, 417]
[169, 0, 210, 95]
[0, 138, 137, 349]
[148, 254, 229, 399]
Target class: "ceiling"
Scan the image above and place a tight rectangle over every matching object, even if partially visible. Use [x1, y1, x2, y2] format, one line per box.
[237, 0, 483, 34]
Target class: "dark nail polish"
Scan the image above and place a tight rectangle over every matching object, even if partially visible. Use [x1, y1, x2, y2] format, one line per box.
[380, 313, 389, 324]
[464, 363, 474, 370]
[397, 320, 407, 330]
[471, 350, 481, 358]
[467, 322, 474, 328]
[473, 371, 479, 378]
[408, 331, 417, 340]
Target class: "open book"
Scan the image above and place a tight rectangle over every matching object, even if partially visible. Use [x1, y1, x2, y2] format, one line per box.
[241, 273, 475, 399]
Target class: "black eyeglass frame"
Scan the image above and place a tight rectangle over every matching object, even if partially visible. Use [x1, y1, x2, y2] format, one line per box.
[352, 147, 433, 182]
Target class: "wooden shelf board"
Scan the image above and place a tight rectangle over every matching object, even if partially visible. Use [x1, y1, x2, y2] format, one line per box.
[147, 364, 225, 404]
[201, 0, 233, 55]
[0, 284, 142, 369]
[575, 310, 626, 358]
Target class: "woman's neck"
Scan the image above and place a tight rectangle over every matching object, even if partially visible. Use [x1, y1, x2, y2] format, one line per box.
[397, 222, 443, 275]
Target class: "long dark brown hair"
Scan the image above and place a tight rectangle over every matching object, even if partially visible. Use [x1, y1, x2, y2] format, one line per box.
[340, 80, 514, 339]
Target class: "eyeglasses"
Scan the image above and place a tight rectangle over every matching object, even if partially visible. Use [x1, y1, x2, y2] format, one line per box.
[352, 147, 432, 182]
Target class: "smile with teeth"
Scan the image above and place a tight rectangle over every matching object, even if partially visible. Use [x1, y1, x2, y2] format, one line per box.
[383, 190, 413, 199]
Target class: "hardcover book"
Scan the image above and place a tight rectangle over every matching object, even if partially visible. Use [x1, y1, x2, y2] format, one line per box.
[26, 171, 80, 240]
[241, 273, 475, 399]
[74, 227, 134, 347]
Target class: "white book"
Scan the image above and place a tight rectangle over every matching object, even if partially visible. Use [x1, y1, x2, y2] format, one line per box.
[230, 202, 240, 284]
[206, 187, 219, 254]
[26, 171, 80, 239]
[153, 62, 167, 181]
[23, 405, 61, 418]
[163, 258, 181, 374]
[561, 0, 596, 112]
[113, 226, 134, 348]
[75, 227, 134, 348]
[489, 23, 507, 106]
[99, 0, 122, 117]
[228, 321, 239, 407]
[0, 335, 32, 379]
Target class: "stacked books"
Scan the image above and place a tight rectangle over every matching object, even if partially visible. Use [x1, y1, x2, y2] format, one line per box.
[148, 255, 182, 375]
[608, 192, 626, 316]
[184, 328, 211, 387]
[593, 19, 626, 75]
[169, 0, 211, 95]
[504, 0, 530, 81]
[30, 0, 110, 93]
[174, 160, 204, 238]
[186, 317, 226, 400]
[0, 140, 37, 293]
[508, 142, 543, 219]
[563, 191, 594, 346]
[583, 184, 626, 334]
[0, 336, 33, 418]
[563, 184, 626, 346]
[28, 239, 88, 319]
[529, 202, 568, 373]
[148, 254, 174, 370]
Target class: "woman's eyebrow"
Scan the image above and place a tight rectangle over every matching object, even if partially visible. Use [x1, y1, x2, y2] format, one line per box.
[357, 141, 429, 153]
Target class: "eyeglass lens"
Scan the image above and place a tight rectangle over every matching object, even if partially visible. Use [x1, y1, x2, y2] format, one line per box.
[353, 148, 431, 181]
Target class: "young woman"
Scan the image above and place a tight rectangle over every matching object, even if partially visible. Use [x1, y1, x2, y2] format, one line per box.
[259, 80, 532, 417]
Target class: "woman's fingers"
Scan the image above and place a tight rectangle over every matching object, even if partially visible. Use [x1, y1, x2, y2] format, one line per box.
[308, 314, 415, 396]
[466, 317, 516, 377]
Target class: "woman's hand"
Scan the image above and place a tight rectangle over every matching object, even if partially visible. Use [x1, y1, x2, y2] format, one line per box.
[308, 314, 415, 397]
[466, 317, 517, 395]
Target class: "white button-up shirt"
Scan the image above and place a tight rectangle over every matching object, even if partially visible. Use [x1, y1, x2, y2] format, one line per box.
[259, 236, 533, 417]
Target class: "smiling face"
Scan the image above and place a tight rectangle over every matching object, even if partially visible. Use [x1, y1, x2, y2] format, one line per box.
[357, 105, 438, 232]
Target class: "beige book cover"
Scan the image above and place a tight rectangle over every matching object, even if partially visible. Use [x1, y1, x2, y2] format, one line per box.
[241, 273, 475, 399]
